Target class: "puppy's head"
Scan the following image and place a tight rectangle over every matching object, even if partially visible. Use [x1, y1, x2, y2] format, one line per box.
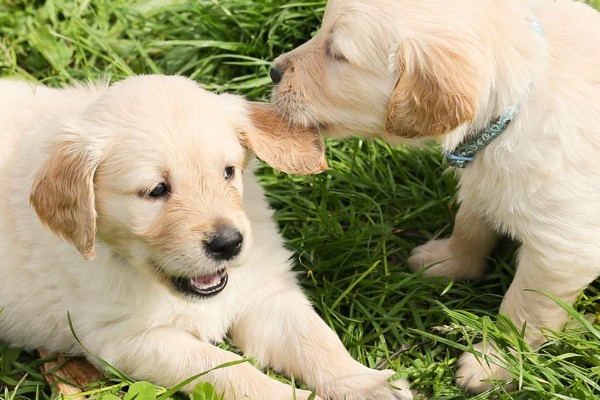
[270, 0, 491, 140]
[29, 75, 326, 298]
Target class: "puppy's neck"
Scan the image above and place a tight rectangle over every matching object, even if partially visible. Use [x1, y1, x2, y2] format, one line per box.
[441, 12, 547, 165]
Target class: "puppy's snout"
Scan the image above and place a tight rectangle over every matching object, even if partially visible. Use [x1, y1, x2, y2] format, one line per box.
[205, 226, 243, 261]
[270, 65, 283, 85]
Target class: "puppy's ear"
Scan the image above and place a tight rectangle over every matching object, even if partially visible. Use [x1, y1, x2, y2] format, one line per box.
[30, 136, 99, 260]
[241, 102, 328, 175]
[386, 38, 481, 138]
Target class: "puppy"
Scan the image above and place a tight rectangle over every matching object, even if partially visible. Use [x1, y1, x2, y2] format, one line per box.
[270, 0, 600, 393]
[0, 75, 413, 400]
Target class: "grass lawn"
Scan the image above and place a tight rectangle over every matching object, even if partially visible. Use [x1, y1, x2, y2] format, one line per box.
[1, 1, 599, 399]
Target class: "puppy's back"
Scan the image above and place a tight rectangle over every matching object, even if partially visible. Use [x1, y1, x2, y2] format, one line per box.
[0, 80, 107, 154]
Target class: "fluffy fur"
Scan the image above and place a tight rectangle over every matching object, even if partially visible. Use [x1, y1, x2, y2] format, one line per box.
[270, 0, 600, 393]
[0, 75, 412, 400]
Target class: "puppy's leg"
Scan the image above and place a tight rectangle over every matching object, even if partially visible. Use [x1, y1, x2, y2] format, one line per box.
[457, 244, 599, 393]
[92, 328, 316, 400]
[230, 280, 413, 400]
[407, 200, 497, 280]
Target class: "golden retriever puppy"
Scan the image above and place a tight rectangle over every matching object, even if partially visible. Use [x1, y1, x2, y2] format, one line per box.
[0, 75, 412, 400]
[270, 0, 600, 393]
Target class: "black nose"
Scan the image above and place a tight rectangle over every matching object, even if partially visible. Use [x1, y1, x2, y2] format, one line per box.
[206, 227, 243, 261]
[270, 66, 283, 84]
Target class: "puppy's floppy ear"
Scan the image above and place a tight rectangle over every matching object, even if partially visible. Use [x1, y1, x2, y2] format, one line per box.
[241, 102, 328, 175]
[30, 135, 100, 260]
[386, 38, 482, 138]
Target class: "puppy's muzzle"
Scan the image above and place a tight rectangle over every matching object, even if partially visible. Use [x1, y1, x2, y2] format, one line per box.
[167, 226, 243, 299]
[205, 226, 243, 261]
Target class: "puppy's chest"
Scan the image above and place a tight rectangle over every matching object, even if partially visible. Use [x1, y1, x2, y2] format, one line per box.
[159, 293, 240, 343]
[458, 166, 548, 237]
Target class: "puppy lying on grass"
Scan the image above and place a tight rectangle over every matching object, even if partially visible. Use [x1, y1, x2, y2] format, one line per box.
[0, 75, 412, 400]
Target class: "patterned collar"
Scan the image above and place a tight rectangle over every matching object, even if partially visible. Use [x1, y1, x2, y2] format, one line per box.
[445, 16, 544, 168]
[445, 103, 522, 168]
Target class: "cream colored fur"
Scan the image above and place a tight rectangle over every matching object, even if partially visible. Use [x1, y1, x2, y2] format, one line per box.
[0, 75, 412, 400]
[271, 0, 600, 393]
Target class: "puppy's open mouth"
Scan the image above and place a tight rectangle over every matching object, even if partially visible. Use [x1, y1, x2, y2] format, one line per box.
[170, 269, 228, 298]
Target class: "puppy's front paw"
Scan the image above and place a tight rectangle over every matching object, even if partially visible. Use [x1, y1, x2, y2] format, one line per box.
[323, 369, 413, 400]
[407, 238, 487, 281]
[456, 342, 513, 394]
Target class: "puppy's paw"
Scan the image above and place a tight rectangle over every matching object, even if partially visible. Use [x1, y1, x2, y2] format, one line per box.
[407, 238, 487, 281]
[456, 342, 513, 394]
[323, 369, 413, 400]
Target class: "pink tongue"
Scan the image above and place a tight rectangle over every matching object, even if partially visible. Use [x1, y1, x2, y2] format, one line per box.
[192, 273, 221, 289]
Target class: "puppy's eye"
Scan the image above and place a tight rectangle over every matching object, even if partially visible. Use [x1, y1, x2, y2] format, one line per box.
[147, 183, 170, 198]
[224, 166, 235, 181]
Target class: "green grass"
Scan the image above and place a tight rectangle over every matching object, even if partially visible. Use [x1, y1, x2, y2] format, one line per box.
[1, 1, 599, 399]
